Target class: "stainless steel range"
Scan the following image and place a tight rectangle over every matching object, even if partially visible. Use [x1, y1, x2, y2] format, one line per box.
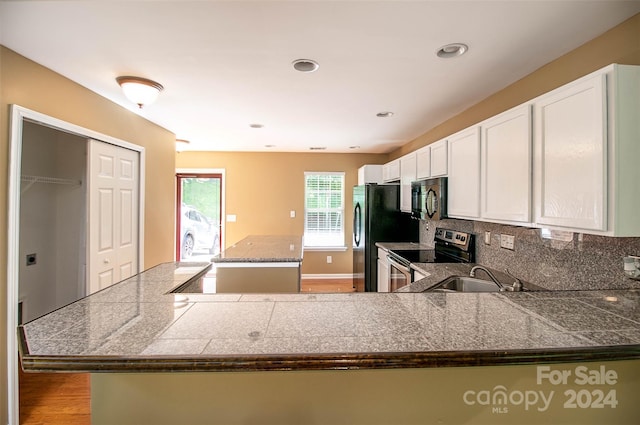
[387, 228, 474, 291]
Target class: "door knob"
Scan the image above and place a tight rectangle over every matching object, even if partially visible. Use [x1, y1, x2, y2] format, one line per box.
[103, 259, 110, 264]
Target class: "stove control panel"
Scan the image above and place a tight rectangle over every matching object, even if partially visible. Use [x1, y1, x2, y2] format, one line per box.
[434, 228, 472, 250]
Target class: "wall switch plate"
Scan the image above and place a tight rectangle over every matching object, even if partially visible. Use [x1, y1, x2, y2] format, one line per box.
[226, 214, 237, 222]
[500, 234, 515, 250]
[290, 210, 296, 218]
[26, 253, 37, 266]
[484, 231, 491, 245]
[326, 255, 332, 264]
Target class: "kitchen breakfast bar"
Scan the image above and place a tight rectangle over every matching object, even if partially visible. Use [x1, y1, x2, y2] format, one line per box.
[19, 262, 640, 424]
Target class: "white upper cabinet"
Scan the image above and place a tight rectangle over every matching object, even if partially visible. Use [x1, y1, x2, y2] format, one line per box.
[416, 146, 431, 180]
[430, 139, 448, 177]
[400, 152, 417, 213]
[416, 139, 448, 180]
[533, 64, 640, 236]
[447, 127, 480, 219]
[358, 165, 383, 185]
[382, 159, 400, 182]
[534, 73, 606, 231]
[481, 104, 532, 224]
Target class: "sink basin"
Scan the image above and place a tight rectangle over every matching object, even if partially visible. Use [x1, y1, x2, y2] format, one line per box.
[424, 276, 502, 293]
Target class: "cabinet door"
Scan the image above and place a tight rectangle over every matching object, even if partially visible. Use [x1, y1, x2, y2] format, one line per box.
[382, 159, 400, 182]
[377, 258, 389, 292]
[481, 105, 532, 224]
[430, 139, 448, 177]
[534, 74, 606, 231]
[448, 127, 480, 219]
[400, 153, 417, 212]
[416, 147, 431, 180]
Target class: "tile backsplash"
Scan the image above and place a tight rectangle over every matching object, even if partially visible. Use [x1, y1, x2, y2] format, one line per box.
[419, 219, 640, 290]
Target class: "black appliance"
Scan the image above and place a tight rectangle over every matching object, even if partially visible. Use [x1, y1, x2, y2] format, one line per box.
[387, 228, 474, 291]
[411, 177, 447, 220]
[353, 184, 418, 292]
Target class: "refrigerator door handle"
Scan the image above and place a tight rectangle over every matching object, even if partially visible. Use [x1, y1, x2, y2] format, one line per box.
[353, 203, 361, 247]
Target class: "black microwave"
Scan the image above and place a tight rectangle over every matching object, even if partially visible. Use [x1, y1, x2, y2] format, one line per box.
[411, 177, 448, 220]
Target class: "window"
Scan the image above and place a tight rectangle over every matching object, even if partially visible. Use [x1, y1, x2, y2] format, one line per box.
[304, 172, 345, 248]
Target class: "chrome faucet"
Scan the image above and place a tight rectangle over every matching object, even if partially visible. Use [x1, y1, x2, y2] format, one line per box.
[505, 269, 523, 291]
[469, 266, 505, 291]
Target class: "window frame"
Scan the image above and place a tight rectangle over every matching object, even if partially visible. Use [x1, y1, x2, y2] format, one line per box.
[303, 171, 346, 250]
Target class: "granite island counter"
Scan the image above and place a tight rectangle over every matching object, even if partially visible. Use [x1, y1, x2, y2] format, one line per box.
[210, 234, 303, 293]
[18, 262, 640, 424]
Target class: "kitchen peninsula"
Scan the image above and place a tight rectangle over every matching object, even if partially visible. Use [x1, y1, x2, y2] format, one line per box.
[211, 234, 303, 293]
[18, 261, 640, 424]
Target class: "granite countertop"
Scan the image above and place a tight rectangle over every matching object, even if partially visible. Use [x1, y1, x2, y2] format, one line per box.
[19, 261, 640, 373]
[212, 235, 303, 263]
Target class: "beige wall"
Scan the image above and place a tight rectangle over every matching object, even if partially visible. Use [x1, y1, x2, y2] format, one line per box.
[0, 46, 176, 423]
[391, 13, 640, 159]
[176, 151, 384, 274]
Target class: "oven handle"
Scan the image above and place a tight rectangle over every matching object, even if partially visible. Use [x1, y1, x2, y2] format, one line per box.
[387, 255, 411, 273]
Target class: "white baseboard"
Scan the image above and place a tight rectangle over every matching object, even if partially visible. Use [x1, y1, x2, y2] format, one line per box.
[301, 273, 353, 280]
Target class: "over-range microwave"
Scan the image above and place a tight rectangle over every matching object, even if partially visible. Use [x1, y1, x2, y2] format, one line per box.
[411, 177, 447, 220]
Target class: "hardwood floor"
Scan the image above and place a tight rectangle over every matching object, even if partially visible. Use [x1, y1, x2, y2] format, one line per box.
[19, 367, 90, 425]
[17, 277, 354, 424]
[300, 277, 355, 293]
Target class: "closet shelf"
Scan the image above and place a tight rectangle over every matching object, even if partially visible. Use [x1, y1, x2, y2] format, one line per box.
[21, 175, 82, 193]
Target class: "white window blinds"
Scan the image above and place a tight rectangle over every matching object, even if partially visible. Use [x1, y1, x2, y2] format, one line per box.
[304, 172, 345, 248]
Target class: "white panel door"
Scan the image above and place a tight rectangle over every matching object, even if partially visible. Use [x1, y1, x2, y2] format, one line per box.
[89, 140, 139, 294]
[534, 74, 607, 231]
[481, 104, 532, 224]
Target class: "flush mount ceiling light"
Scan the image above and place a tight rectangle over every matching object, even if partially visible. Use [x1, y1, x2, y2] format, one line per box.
[116, 76, 164, 108]
[376, 111, 394, 118]
[436, 43, 469, 59]
[292, 59, 319, 73]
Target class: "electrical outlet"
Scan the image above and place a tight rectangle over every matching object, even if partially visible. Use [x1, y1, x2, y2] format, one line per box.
[500, 234, 515, 250]
[484, 231, 491, 245]
[326, 255, 332, 264]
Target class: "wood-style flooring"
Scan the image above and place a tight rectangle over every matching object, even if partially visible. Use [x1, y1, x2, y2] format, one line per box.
[17, 278, 354, 424]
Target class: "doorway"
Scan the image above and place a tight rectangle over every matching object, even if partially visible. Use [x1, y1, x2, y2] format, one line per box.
[7, 105, 145, 425]
[176, 173, 223, 262]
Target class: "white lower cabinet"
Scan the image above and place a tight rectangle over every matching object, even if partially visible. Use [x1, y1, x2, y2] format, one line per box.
[447, 126, 480, 219]
[377, 248, 389, 292]
[480, 104, 532, 224]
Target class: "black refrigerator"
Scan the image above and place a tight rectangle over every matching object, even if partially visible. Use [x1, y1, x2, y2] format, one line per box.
[353, 184, 418, 292]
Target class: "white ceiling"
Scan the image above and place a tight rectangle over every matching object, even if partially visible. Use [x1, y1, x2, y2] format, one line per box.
[1, 1, 639, 153]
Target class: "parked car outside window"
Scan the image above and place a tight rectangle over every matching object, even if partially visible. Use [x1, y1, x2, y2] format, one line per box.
[181, 204, 220, 258]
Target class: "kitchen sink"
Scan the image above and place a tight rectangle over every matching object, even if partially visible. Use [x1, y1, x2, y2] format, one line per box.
[424, 276, 503, 293]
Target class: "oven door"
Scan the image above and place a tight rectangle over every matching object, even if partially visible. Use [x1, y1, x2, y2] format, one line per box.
[388, 256, 411, 292]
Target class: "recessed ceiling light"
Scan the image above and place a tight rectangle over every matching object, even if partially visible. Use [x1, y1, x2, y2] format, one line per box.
[292, 59, 319, 73]
[249, 123, 264, 129]
[436, 43, 468, 59]
[349, 146, 361, 150]
[376, 111, 394, 118]
[264, 144, 276, 148]
[309, 147, 327, 151]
